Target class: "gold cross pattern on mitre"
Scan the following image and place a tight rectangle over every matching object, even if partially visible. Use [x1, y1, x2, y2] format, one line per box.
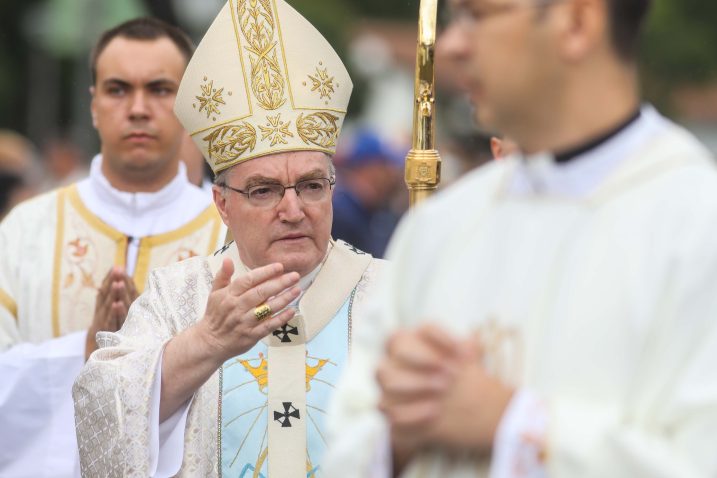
[175, 0, 353, 174]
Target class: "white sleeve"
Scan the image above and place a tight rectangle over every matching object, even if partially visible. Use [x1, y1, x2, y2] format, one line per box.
[148, 351, 193, 478]
[0, 331, 86, 476]
[490, 390, 549, 478]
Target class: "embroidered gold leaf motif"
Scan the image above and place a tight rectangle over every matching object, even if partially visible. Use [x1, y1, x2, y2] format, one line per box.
[308, 67, 335, 100]
[259, 114, 293, 146]
[203, 122, 257, 165]
[237, 0, 287, 110]
[296, 112, 340, 148]
[195, 79, 226, 118]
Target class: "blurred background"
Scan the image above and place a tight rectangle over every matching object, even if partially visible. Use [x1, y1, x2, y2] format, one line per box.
[0, 0, 716, 254]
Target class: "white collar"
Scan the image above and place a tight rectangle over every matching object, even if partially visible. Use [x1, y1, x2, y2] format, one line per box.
[86, 154, 190, 215]
[507, 105, 669, 198]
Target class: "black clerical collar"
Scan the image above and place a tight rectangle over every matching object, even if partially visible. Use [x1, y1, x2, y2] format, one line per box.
[553, 109, 642, 164]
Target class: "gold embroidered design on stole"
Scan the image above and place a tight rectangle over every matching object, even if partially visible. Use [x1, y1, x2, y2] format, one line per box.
[53, 187, 127, 337]
[296, 112, 340, 148]
[237, 0, 287, 111]
[132, 206, 224, 292]
[0, 288, 17, 320]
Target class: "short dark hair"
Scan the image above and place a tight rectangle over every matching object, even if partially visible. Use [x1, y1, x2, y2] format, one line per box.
[89, 17, 195, 84]
[605, 0, 652, 61]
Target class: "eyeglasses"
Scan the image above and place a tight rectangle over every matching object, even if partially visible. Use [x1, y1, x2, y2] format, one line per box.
[222, 177, 335, 208]
[445, 0, 560, 30]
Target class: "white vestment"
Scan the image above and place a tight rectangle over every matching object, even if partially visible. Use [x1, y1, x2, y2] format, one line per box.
[0, 156, 225, 477]
[73, 240, 385, 477]
[326, 107, 717, 477]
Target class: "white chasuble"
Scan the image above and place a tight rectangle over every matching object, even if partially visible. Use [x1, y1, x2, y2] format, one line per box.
[55, 185, 224, 337]
[0, 184, 223, 344]
[325, 110, 717, 478]
[0, 160, 224, 477]
[73, 240, 386, 478]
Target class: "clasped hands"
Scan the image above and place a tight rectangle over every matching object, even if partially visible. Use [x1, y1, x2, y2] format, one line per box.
[376, 324, 515, 469]
[86, 266, 138, 361]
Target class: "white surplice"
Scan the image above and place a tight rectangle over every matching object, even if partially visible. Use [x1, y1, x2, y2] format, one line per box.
[325, 107, 717, 478]
[0, 156, 225, 477]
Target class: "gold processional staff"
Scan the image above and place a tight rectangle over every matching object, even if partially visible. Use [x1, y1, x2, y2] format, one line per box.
[405, 0, 442, 208]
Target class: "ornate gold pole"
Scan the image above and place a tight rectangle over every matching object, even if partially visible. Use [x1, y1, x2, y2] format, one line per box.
[405, 0, 442, 208]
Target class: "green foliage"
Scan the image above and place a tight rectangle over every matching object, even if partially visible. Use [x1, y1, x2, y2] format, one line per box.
[640, 0, 717, 108]
[641, 0, 717, 84]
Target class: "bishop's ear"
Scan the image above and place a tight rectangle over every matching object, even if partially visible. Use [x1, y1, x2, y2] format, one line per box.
[212, 185, 231, 226]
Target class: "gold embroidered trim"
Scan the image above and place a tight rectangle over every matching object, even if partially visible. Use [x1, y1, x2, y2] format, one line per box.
[237, 0, 287, 111]
[204, 122, 258, 165]
[296, 112, 340, 148]
[0, 288, 17, 320]
[133, 205, 222, 292]
[259, 114, 293, 146]
[51, 188, 68, 337]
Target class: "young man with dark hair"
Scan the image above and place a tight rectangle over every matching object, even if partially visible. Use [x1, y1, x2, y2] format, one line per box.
[0, 18, 224, 477]
[327, 0, 717, 476]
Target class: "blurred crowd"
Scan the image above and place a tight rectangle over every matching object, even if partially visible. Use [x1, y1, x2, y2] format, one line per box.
[0, 131, 87, 219]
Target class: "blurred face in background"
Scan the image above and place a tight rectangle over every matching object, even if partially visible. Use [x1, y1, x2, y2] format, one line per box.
[91, 36, 187, 192]
[439, 0, 564, 138]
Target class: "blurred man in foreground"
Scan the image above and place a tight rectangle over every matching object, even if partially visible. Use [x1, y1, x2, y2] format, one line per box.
[327, 0, 717, 476]
[73, 2, 385, 476]
[0, 18, 224, 477]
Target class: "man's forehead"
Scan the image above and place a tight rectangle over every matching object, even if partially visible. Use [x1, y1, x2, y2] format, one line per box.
[95, 36, 186, 82]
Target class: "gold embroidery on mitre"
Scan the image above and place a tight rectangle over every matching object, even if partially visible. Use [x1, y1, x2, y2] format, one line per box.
[203, 122, 258, 166]
[296, 112, 340, 148]
[307, 65, 335, 100]
[259, 113, 293, 146]
[237, 0, 287, 111]
[194, 77, 228, 118]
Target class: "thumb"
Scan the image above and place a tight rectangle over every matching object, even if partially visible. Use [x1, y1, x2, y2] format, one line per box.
[212, 258, 234, 292]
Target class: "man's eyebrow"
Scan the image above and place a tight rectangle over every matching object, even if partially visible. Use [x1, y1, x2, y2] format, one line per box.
[101, 78, 132, 88]
[146, 78, 179, 89]
[296, 169, 328, 181]
[243, 175, 282, 188]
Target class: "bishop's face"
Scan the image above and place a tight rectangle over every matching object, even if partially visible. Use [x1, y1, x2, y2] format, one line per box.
[213, 151, 334, 277]
[439, 0, 565, 138]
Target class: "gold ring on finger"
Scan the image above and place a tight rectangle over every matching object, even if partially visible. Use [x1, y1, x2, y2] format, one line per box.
[253, 303, 272, 321]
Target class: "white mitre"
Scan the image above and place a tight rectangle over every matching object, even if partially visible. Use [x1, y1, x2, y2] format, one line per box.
[175, 0, 353, 174]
